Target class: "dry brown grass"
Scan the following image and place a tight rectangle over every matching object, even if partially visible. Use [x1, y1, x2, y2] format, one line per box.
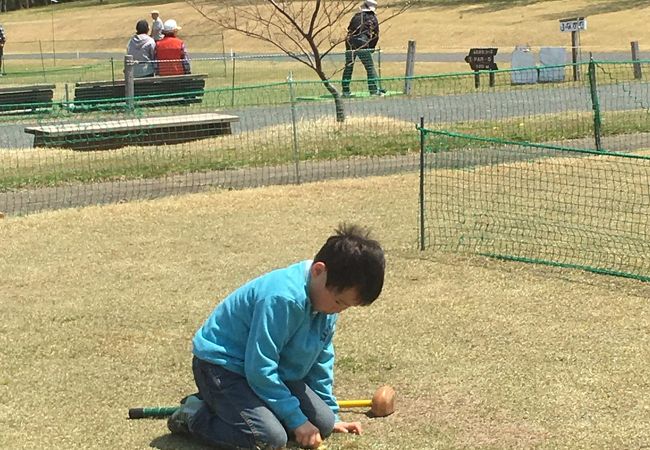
[2, 3, 650, 448]
[2, 173, 650, 449]
[1, 0, 650, 53]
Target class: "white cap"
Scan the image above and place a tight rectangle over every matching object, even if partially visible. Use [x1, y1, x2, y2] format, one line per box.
[360, 0, 377, 12]
[163, 19, 181, 32]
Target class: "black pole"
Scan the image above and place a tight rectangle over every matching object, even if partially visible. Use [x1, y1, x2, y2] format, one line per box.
[587, 55, 602, 151]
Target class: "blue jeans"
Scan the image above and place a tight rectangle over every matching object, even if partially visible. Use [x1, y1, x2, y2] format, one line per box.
[188, 356, 335, 449]
[341, 47, 379, 95]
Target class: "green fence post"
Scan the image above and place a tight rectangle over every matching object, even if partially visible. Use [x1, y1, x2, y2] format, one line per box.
[231, 50, 236, 107]
[588, 57, 602, 151]
[419, 116, 426, 251]
[377, 47, 381, 80]
[287, 71, 301, 184]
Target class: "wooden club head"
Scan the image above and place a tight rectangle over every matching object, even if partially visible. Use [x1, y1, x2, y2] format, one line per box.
[370, 385, 396, 417]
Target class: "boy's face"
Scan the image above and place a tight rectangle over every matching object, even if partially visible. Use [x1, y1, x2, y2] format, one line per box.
[309, 262, 363, 314]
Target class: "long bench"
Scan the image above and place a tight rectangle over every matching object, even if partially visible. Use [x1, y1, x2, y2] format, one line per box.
[0, 84, 55, 114]
[24, 112, 239, 151]
[71, 74, 207, 111]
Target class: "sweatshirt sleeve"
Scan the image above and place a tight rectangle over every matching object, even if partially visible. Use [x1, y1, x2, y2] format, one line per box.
[369, 15, 379, 49]
[304, 337, 340, 422]
[244, 296, 308, 430]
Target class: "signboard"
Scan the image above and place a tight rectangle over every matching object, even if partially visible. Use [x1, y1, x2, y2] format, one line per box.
[559, 17, 587, 32]
[511, 45, 537, 85]
[464, 48, 498, 71]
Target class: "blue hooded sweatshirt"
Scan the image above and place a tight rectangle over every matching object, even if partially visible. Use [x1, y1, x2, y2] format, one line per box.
[192, 260, 340, 430]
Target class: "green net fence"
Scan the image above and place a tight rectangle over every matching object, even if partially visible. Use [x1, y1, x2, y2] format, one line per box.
[0, 51, 411, 215]
[2, 57, 650, 248]
[418, 60, 650, 281]
[1, 50, 383, 90]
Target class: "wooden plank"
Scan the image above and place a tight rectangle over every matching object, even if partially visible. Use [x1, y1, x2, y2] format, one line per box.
[25, 113, 239, 136]
[74, 81, 205, 97]
[75, 74, 208, 88]
[72, 75, 206, 110]
[24, 112, 240, 151]
[0, 92, 53, 103]
[0, 85, 55, 114]
[0, 84, 56, 94]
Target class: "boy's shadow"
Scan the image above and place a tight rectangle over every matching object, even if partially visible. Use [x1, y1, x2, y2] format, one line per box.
[150, 434, 213, 450]
[150, 434, 308, 449]
[151, 411, 372, 449]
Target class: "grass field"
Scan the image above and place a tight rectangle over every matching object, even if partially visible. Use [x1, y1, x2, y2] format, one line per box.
[2, 174, 650, 450]
[2, 2, 650, 449]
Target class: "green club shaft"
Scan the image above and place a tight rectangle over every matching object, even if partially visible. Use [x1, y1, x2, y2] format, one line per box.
[128, 406, 179, 419]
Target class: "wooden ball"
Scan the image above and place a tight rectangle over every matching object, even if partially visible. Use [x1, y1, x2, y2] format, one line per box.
[371, 385, 396, 417]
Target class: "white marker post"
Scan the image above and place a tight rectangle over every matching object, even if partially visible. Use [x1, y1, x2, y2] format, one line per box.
[560, 17, 587, 81]
[51, 0, 59, 66]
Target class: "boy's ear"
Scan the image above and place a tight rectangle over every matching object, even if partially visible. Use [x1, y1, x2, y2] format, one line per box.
[311, 261, 327, 277]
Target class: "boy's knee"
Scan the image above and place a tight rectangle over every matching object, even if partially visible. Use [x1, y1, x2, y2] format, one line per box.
[254, 422, 287, 449]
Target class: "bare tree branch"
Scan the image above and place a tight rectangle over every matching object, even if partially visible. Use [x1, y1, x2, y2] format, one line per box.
[187, 0, 411, 121]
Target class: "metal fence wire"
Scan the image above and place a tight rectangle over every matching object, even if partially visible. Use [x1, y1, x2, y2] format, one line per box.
[418, 60, 650, 282]
[1, 59, 650, 234]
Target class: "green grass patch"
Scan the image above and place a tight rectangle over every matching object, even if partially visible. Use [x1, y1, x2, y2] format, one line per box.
[3, 105, 650, 192]
[0, 116, 418, 191]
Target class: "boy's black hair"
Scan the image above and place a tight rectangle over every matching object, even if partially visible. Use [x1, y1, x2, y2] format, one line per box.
[313, 223, 385, 305]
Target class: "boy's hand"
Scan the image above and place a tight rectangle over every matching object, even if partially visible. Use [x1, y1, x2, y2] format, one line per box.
[293, 420, 323, 448]
[333, 421, 363, 435]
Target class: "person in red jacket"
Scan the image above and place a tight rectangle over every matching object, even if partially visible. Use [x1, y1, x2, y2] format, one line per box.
[155, 19, 191, 76]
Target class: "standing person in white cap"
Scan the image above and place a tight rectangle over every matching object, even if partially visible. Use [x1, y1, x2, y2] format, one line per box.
[154, 19, 191, 76]
[150, 10, 164, 42]
[341, 0, 384, 97]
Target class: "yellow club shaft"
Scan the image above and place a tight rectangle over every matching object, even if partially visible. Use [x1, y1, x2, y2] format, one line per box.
[338, 399, 372, 408]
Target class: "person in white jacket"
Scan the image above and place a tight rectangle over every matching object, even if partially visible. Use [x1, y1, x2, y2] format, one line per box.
[150, 10, 164, 42]
[126, 20, 156, 78]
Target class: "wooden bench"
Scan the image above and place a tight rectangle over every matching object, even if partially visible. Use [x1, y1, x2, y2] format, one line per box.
[24, 112, 239, 151]
[0, 84, 55, 114]
[71, 74, 207, 111]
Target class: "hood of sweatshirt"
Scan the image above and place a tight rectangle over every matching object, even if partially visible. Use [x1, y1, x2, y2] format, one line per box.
[130, 34, 153, 50]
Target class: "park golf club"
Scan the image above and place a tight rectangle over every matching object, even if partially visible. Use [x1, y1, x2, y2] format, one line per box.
[129, 385, 395, 419]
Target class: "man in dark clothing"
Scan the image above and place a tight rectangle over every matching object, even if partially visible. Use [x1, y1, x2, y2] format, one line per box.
[0, 23, 6, 75]
[341, 0, 383, 97]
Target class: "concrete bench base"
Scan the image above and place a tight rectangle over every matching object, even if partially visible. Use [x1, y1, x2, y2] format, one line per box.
[24, 112, 239, 151]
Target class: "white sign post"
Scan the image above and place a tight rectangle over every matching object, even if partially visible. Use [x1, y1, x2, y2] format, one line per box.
[559, 17, 587, 33]
[560, 17, 587, 81]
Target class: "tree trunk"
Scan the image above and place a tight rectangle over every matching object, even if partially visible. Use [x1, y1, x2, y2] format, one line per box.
[321, 79, 346, 122]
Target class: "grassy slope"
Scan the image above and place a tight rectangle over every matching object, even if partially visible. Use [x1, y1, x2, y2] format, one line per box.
[0, 0, 649, 53]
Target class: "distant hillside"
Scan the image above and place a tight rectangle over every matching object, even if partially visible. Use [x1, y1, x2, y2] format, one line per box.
[0, 0, 648, 53]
